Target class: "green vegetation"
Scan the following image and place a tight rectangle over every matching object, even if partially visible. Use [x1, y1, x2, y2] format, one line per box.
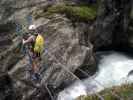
[33, 4, 97, 22]
[77, 84, 133, 100]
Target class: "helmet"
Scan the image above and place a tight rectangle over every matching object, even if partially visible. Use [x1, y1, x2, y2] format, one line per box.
[28, 25, 36, 31]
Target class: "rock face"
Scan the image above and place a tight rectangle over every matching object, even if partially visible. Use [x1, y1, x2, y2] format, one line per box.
[128, 1, 133, 47]
[0, 0, 49, 24]
[0, 73, 17, 100]
[6, 14, 94, 100]
[91, 0, 132, 49]
[0, 0, 96, 98]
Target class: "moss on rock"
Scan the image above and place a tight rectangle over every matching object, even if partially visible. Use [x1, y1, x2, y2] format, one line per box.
[33, 4, 97, 22]
[77, 84, 133, 100]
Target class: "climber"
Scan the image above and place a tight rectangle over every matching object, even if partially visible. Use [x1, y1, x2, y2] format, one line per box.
[22, 24, 44, 81]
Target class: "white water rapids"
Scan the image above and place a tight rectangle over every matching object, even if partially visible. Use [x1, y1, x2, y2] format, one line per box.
[58, 51, 133, 100]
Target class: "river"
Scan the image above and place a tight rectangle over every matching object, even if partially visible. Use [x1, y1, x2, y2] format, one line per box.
[58, 51, 133, 100]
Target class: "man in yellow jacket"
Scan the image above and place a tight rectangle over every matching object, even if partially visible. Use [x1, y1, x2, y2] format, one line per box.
[23, 24, 44, 80]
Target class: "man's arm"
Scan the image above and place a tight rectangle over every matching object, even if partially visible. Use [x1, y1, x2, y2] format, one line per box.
[23, 35, 35, 44]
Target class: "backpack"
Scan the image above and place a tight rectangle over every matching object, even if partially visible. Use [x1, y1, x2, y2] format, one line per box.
[34, 35, 44, 54]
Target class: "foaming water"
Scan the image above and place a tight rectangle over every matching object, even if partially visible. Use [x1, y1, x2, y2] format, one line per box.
[58, 51, 133, 100]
